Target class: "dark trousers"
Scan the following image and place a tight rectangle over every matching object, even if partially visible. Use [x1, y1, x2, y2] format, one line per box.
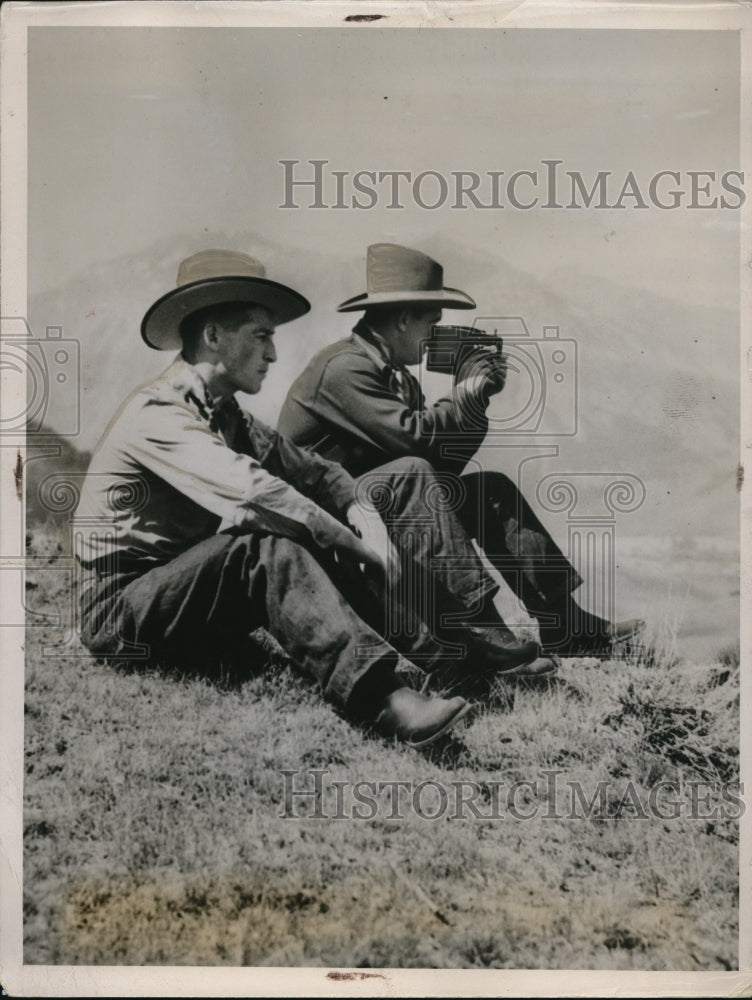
[457, 471, 582, 616]
[79, 458, 498, 715]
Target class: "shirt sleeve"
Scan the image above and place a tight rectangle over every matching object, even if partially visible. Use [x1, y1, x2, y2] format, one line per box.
[251, 418, 356, 518]
[314, 351, 490, 470]
[127, 394, 356, 550]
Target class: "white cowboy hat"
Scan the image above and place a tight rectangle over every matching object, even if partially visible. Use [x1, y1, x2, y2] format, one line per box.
[337, 243, 476, 313]
[141, 249, 311, 350]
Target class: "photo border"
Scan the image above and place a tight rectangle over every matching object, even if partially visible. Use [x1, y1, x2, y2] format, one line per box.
[1, 1, 749, 995]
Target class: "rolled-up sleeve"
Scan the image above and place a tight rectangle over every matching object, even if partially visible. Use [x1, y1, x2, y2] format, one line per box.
[130, 395, 354, 550]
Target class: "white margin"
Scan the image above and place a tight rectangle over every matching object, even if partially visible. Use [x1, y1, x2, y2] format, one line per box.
[1, 2, 749, 996]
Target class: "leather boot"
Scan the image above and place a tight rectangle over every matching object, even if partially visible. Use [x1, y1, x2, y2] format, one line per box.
[533, 597, 645, 656]
[374, 687, 472, 747]
[456, 591, 545, 662]
[423, 634, 557, 699]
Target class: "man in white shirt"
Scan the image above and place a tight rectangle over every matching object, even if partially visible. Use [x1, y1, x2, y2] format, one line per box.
[75, 249, 550, 749]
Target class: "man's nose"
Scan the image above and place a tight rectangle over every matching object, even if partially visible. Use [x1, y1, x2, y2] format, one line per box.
[265, 340, 277, 363]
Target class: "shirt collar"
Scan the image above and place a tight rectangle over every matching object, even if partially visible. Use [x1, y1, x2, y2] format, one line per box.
[351, 320, 400, 374]
[161, 355, 222, 421]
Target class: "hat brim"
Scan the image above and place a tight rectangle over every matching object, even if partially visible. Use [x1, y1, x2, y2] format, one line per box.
[141, 276, 311, 350]
[336, 286, 476, 313]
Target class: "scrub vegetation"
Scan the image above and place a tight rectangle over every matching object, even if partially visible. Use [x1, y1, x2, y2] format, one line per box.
[23, 526, 739, 970]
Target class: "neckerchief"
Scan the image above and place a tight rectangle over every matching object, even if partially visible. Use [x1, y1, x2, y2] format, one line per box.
[353, 322, 425, 411]
[176, 357, 273, 462]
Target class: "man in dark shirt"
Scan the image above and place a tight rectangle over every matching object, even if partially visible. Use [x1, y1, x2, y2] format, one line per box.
[279, 243, 643, 656]
[75, 249, 549, 750]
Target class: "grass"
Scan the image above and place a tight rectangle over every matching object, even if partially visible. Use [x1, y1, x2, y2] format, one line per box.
[22, 527, 740, 970]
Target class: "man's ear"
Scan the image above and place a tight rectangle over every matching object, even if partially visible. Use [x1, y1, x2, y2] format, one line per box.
[202, 322, 221, 351]
[395, 308, 412, 332]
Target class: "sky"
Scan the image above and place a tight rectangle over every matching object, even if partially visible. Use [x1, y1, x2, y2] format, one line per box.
[28, 27, 740, 308]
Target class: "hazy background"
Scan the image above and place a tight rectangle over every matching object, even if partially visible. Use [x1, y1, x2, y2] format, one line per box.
[26, 27, 741, 659]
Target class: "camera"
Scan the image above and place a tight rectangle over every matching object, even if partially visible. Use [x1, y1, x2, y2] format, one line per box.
[424, 324, 503, 376]
[419, 316, 578, 437]
[0, 317, 80, 435]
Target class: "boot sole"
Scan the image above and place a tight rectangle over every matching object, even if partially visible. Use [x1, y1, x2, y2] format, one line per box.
[484, 642, 541, 670]
[500, 662, 558, 678]
[406, 701, 475, 748]
[544, 625, 647, 658]
[611, 624, 646, 645]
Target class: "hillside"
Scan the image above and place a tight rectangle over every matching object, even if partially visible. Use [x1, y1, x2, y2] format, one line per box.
[23, 527, 740, 970]
[24, 427, 91, 529]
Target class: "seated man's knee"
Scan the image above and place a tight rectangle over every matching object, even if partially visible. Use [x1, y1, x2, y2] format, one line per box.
[224, 532, 316, 582]
[355, 457, 438, 513]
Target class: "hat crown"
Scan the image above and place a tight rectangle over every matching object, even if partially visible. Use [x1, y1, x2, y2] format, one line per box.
[142, 247, 309, 350]
[176, 249, 267, 288]
[367, 243, 443, 295]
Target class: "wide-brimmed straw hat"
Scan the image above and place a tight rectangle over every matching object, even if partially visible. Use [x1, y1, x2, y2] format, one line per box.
[141, 249, 311, 350]
[337, 243, 476, 313]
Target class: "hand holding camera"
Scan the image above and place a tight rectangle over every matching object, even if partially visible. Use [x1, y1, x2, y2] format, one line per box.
[420, 318, 578, 437]
[425, 324, 506, 399]
[457, 349, 508, 398]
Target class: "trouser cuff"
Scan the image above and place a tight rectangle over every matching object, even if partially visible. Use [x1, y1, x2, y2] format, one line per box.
[346, 654, 404, 722]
